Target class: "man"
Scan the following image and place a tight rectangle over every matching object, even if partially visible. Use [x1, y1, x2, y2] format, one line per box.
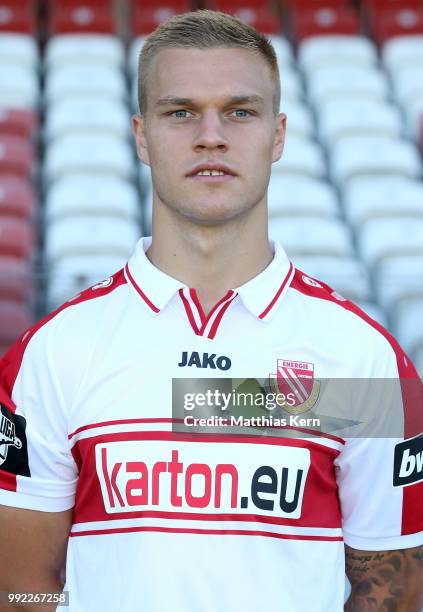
[0, 9, 422, 612]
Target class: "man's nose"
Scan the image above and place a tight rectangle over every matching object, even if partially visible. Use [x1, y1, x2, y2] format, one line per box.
[192, 111, 229, 151]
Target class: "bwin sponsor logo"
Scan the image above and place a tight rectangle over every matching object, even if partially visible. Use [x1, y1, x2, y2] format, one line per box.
[393, 435, 423, 487]
[178, 351, 231, 370]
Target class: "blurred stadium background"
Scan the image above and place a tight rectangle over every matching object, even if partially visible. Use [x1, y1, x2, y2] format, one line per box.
[0, 0, 422, 374]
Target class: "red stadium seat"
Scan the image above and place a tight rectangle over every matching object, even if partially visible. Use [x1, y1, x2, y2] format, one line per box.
[207, 0, 274, 9]
[373, 8, 423, 43]
[292, 6, 360, 42]
[133, 5, 190, 35]
[49, 6, 116, 35]
[0, 136, 35, 179]
[49, 0, 114, 7]
[0, 3, 36, 33]
[131, 0, 191, 9]
[206, 2, 282, 32]
[0, 176, 36, 220]
[0, 108, 37, 140]
[0, 257, 34, 302]
[284, 0, 349, 8]
[0, 217, 34, 259]
[0, 299, 33, 346]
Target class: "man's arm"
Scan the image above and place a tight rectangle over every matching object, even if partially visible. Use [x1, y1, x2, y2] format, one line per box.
[0, 505, 73, 611]
[344, 544, 423, 611]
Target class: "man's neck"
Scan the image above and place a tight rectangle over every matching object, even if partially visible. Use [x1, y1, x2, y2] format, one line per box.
[147, 205, 273, 316]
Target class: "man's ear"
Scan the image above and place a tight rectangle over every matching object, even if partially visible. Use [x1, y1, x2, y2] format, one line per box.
[132, 113, 150, 166]
[272, 112, 286, 163]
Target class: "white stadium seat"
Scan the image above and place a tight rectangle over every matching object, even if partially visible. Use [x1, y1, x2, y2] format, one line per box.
[44, 98, 131, 141]
[403, 95, 423, 140]
[45, 35, 125, 71]
[375, 256, 423, 313]
[393, 67, 423, 107]
[307, 66, 389, 107]
[298, 36, 377, 75]
[358, 218, 423, 268]
[47, 255, 127, 311]
[0, 66, 39, 109]
[44, 65, 127, 105]
[317, 100, 402, 147]
[269, 217, 353, 257]
[280, 100, 314, 139]
[268, 35, 295, 67]
[342, 177, 423, 230]
[273, 136, 326, 178]
[395, 299, 423, 357]
[129, 35, 148, 75]
[44, 134, 135, 183]
[330, 136, 421, 186]
[0, 34, 39, 71]
[382, 36, 423, 75]
[291, 256, 371, 302]
[279, 66, 304, 102]
[45, 216, 140, 262]
[267, 175, 338, 218]
[45, 175, 140, 222]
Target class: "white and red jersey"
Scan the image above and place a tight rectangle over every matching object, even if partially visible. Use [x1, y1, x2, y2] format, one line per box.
[0, 237, 422, 612]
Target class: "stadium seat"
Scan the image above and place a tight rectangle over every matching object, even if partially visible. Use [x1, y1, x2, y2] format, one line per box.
[204, 5, 282, 33]
[0, 300, 32, 346]
[267, 175, 338, 218]
[280, 100, 314, 139]
[291, 255, 371, 302]
[44, 98, 131, 141]
[0, 66, 39, 109]
[375, 255, 423, 312]
[329, 136, 421, 185]
[358, 217, 423, 268]
[273, 136, 326, 178]
[44, 65, 127, 105]
[0, 33, 38, 70]
[292, 7, 360, 42]
[0, 4, 36, 34]
[395, 298, 423, 357]
[279, 66, 304, 102]
[317, 99, 403, 146]
[43, 134, 135, 183]
[404, 95, 423, 139]
[392, 66, 423, 106]
[268, 35, 294, 66]
[0, 108, 36, 139]
[307, 66, 389, 107]
[0, 135, 35, 179]
[49, 6, 116, 35]
[0, 175, 35, 220]
[0, 256, 33, 302]
[382, 35, 423, 73]
[342, 177, 423, 230]
[45, 35, 125, 71]
[133, 5, 190, 35]
[45, 217, 140, 262]
[298, 36, 378, 75]
[46, 254, 126, 311]
[372, 8, 423, 45]
[0, 217, 34, 259]
[269, 217, 354, 257]
[45, 175, 140, 222]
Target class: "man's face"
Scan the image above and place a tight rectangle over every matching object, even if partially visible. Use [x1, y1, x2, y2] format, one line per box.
[132, 47, 285, 225]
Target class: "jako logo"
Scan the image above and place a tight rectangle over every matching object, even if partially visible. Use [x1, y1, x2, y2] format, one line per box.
[393, 435, 423, 487]
[178, 351, 231, 370]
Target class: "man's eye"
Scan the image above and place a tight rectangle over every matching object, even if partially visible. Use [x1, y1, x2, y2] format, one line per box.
[171, 110, 192, 118]
[232, 109, 253, 118]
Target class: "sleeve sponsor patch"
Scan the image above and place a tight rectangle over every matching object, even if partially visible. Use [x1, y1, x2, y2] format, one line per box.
[0, 404, 30, 477]
[393, 435, 423, 487]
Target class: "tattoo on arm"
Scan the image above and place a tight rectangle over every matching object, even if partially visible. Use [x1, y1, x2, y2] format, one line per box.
[344, 545, 423, 612]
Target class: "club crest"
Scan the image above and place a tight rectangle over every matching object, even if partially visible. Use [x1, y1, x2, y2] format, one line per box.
[269, 359, 320, 415]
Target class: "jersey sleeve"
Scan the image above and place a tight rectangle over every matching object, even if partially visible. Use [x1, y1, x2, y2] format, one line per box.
[0, 321, 78, 512]
[335, 338, 423, 551]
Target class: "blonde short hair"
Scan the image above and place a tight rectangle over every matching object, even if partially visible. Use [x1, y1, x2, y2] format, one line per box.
[138, 9, 281, 117]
